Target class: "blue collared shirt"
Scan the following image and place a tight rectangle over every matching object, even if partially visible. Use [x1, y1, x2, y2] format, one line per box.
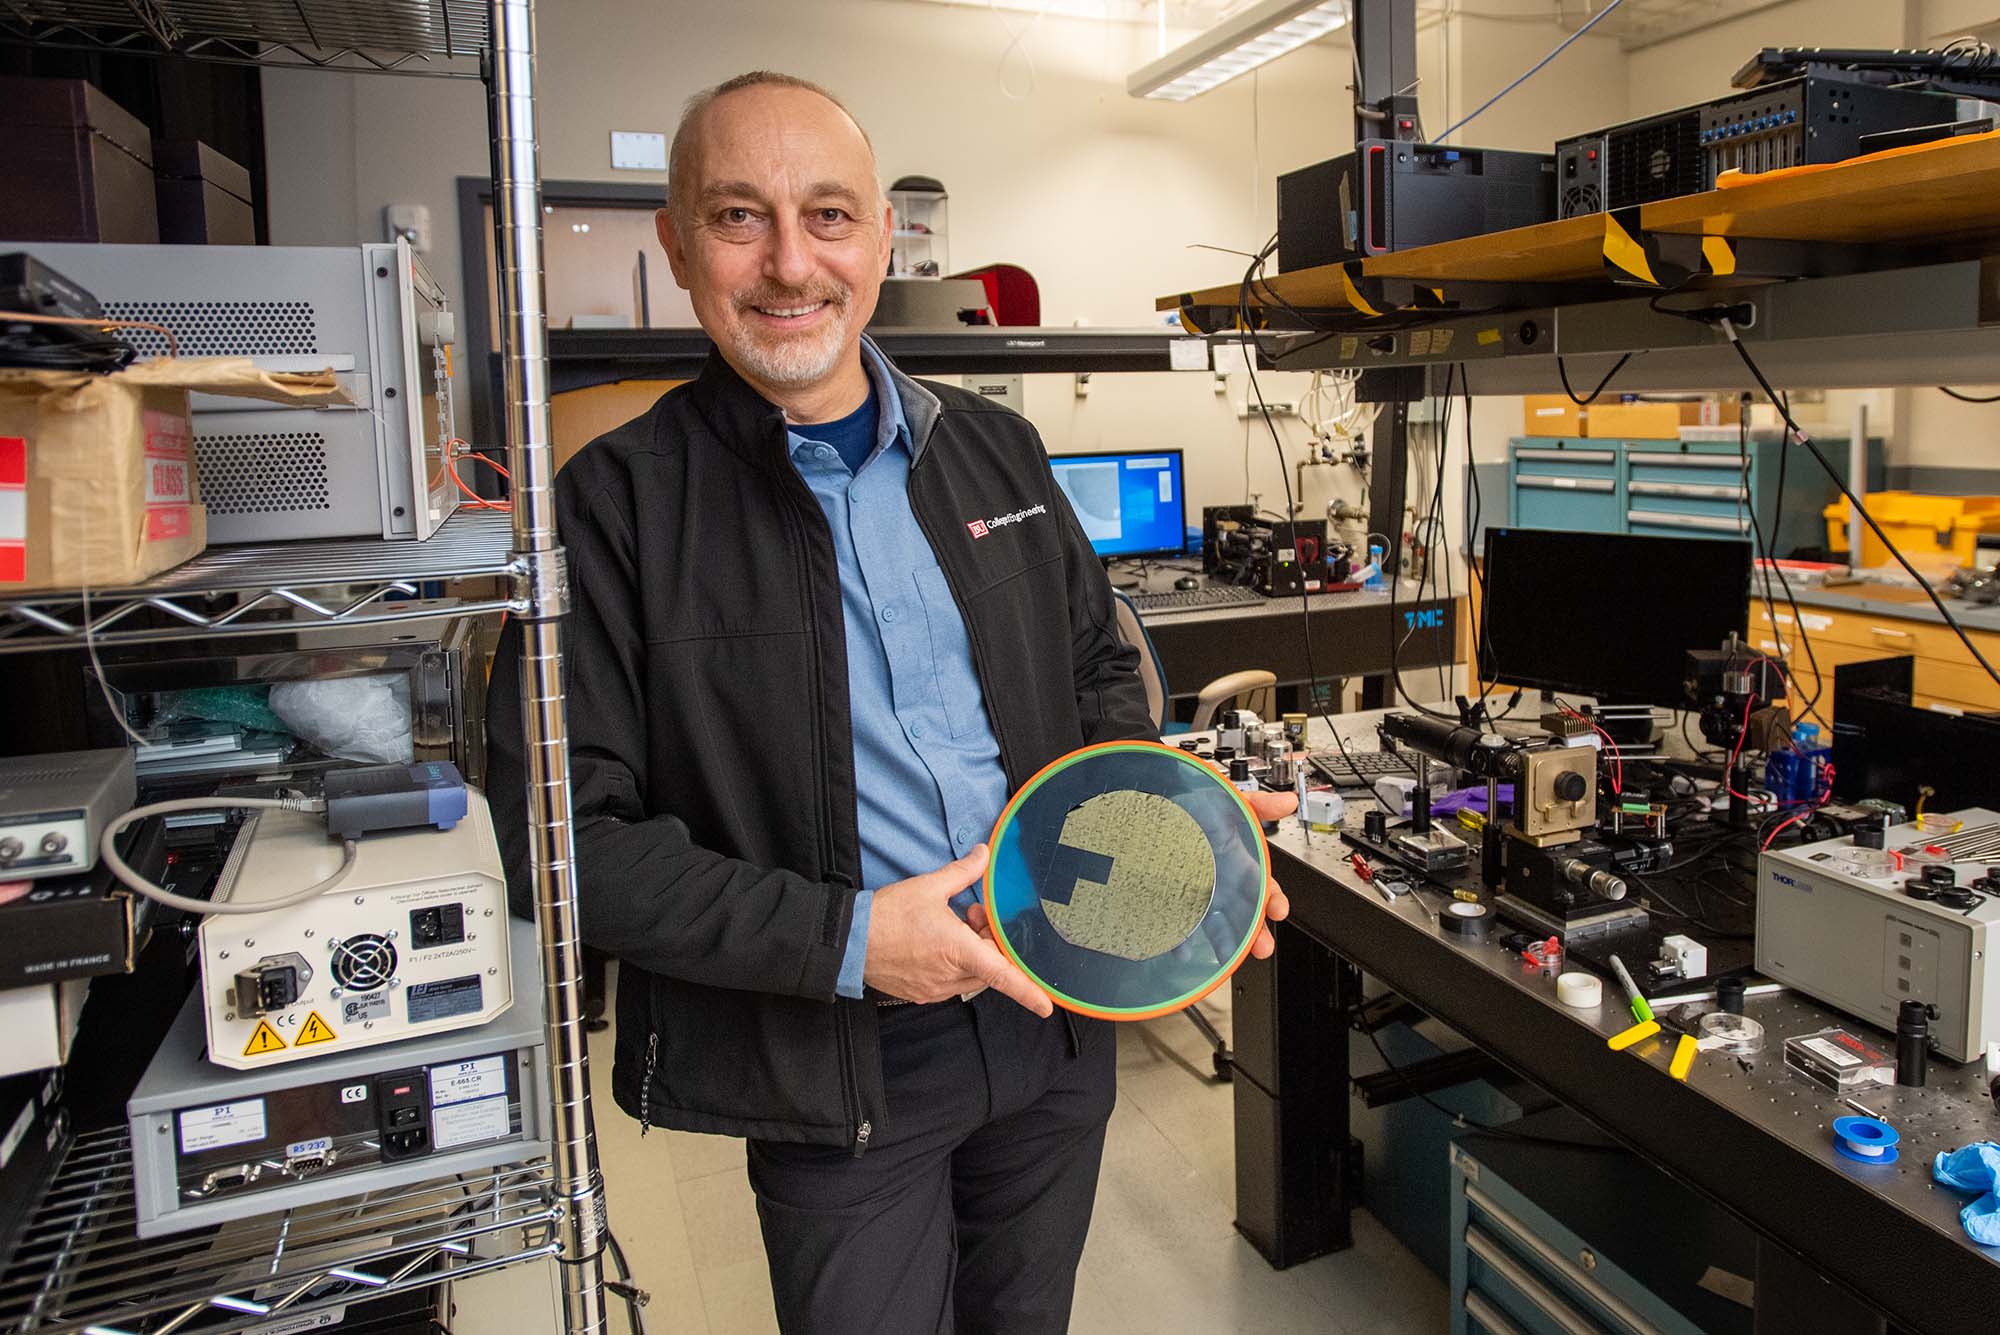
[787, 342, 1011, 999]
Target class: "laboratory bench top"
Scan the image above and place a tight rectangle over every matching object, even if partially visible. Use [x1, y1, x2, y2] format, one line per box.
[1247, 699, 2000, 1333]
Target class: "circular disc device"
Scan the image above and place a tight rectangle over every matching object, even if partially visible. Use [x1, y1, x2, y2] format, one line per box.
[983, 741, 1269, 1021]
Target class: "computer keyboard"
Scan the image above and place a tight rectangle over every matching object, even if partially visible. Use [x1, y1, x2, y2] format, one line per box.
[1309, 750, 1418, 787]
[1129, 584, 1266, 612]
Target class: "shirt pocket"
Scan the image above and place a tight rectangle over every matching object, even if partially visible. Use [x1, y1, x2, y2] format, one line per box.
[912, 564, 991, 741]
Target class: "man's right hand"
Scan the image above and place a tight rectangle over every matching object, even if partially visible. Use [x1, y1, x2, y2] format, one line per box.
[862, 844, 1054, 1017]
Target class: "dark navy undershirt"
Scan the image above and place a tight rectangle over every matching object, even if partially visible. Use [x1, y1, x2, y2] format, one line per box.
[795, 392, 881, 476]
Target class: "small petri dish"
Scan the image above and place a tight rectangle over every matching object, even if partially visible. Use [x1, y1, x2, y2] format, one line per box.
[1827, 846, 1899, 879]
[1700, 1011, 1766, 1055]
[983, 741, 1269, 1021]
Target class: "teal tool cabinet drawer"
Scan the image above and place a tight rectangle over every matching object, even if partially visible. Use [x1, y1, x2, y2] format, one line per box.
[1450, 1111, 1755, 1335]
[1505, 436, 1882, 555]
[1508, 442, 1622, 533]
[1624, 441, 1756, 542]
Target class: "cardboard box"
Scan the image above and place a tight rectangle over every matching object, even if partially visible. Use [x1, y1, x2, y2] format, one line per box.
[0, 817, 166, 988]
[0, 978, 88, 1078]
[1522, 394, 1585, 437]
[1585, 398, 1743, 439]
[1582, 400, 1682, 439]
[0, 76, 157, 243]
[0, 358, 345, 592]
[154, 141, 255, 245]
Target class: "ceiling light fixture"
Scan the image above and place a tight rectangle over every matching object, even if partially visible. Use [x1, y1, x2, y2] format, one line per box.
[1127, 0, 1347, 102]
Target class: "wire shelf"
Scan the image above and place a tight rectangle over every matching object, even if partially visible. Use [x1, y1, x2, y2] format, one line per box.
[0, 0, 491, 76]
[0, 509, 519, 654]
[0, 1128, 557, 1335]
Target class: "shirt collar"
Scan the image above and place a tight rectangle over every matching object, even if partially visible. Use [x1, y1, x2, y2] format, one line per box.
[785, 339, 910, 469]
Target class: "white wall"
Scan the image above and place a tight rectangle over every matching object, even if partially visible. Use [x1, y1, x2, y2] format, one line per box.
[263, 0, 1370, 520]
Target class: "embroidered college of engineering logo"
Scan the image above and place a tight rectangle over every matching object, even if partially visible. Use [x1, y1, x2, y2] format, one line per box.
[966, 504, 1047, 540]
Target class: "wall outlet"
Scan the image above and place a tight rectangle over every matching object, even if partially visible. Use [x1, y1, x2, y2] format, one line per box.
[1234, 400, 1297, 418]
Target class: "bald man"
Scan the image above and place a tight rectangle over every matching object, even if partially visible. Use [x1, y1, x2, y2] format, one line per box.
[487, 71, 1292, 1334]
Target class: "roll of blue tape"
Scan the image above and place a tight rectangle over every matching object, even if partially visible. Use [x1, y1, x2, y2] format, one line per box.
[1831, 1115, 1900, 1165]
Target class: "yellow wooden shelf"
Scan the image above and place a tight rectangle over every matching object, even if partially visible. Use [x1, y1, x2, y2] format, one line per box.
[1159, 131, 2000, 317]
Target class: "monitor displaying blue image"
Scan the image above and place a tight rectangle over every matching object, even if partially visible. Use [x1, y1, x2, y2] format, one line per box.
[1049, 450, 1186, 560]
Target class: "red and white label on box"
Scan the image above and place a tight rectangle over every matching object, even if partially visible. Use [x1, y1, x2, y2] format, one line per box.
[0, 436, 24, 584]
[141, 410, 193, 543]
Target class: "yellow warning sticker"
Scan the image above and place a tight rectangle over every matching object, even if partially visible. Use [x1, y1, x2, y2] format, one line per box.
[243, 1020, 287, 1056]
[1475, 328, 1502, 346]
[295, 1011, 339, 1047]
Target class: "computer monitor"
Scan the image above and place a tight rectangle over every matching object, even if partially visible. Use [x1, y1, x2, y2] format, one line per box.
[1477, 529, 1752, 706]
[1048, 450, 1187, 560]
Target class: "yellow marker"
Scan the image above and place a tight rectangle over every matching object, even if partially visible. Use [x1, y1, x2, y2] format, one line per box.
[1608, 1019, 1660, 1051]
[1457, 809, 1485, 833]
[243, 1020, 287, 1057]
[295, 1011, 339, 1047]
[1668, 1033, 1699, 1080]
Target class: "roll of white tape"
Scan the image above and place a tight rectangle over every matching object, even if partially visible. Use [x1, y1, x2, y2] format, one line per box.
[1556, 972, 1603, 1009]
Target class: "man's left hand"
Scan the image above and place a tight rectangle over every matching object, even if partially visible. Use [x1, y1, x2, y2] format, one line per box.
[1241, 790, 1293, 958]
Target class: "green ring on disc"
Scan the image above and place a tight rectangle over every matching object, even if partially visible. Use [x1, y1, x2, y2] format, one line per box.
[982, 740, 1270, 1021]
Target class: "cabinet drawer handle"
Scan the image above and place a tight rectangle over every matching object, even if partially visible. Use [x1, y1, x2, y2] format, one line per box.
[1517, 448, 1616, 464]
[1869, 626, 1912, 641]
[1468, 1181, 1670, 1335]
[1519, 476, 1615, 494]
[1463, 1229, 1607, 1335]
[1464, 1291, 1531, 1335]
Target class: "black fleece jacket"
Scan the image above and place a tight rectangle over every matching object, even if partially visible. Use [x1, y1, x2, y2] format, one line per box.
[485, 344, 1153, 1150]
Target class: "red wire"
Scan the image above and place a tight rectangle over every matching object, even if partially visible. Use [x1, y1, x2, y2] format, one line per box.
[443, 445, 512, 512]
[1559, 705, 1622, 796]
[1726, 692, 1758, 801]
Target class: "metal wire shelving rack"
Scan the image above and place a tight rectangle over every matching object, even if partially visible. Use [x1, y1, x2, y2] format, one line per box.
[0, 3, 607, 1332]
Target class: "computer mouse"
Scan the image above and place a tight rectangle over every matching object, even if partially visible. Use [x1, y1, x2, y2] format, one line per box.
[1174, 576, 1200, 590]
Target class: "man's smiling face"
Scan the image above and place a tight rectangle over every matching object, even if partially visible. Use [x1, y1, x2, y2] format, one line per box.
[659, 83, 890, 397]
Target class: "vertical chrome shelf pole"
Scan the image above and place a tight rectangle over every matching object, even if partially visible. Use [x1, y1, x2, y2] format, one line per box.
[487, 3, 608, 1332]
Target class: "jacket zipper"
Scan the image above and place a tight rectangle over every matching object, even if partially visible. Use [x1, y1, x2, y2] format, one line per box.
[637, 1032, 660, 1137]
[779, 423, 870, 1154]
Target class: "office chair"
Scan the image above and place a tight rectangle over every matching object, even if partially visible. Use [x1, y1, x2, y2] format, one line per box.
[1108, 589, 1276, 1082]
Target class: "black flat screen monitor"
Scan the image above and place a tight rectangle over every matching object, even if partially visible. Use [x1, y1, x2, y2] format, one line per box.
[1478, 528, 1752, 706]
[1048, 450, 1186, 560]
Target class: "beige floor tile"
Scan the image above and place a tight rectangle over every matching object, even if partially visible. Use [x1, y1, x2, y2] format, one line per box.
[663, 1128, 748, 1182]
[676, 1164, 769, 1274]
[449, 1254, 560, 1334]
[695, 1257, 783, 1335]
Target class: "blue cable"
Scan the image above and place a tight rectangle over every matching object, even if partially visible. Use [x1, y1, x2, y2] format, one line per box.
[1432, 0, 1635, 144]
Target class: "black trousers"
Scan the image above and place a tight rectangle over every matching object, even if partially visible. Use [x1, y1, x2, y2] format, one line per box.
[747, 991, 1116, 1335]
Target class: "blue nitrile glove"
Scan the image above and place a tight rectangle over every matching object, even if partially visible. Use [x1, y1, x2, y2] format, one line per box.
[1932, 1143, 2000, 1246]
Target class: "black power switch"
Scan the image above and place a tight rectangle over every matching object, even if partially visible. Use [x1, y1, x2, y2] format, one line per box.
[375, 1070, 433, 1160]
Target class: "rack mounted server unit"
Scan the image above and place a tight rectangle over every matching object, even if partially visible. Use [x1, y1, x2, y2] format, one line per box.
[1554, 76, 1961, 218]
[15, 240, 460, 543]
[1276, 141, 1554, 272]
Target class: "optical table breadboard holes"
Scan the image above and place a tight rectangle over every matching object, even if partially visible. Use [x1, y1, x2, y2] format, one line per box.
[1039, 790, 1217, 961]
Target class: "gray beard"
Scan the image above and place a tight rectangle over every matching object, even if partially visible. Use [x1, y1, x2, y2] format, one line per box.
[726, 305, 853, 387]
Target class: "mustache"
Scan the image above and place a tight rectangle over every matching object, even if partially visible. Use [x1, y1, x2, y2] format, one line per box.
[735, 282, 849, 311]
